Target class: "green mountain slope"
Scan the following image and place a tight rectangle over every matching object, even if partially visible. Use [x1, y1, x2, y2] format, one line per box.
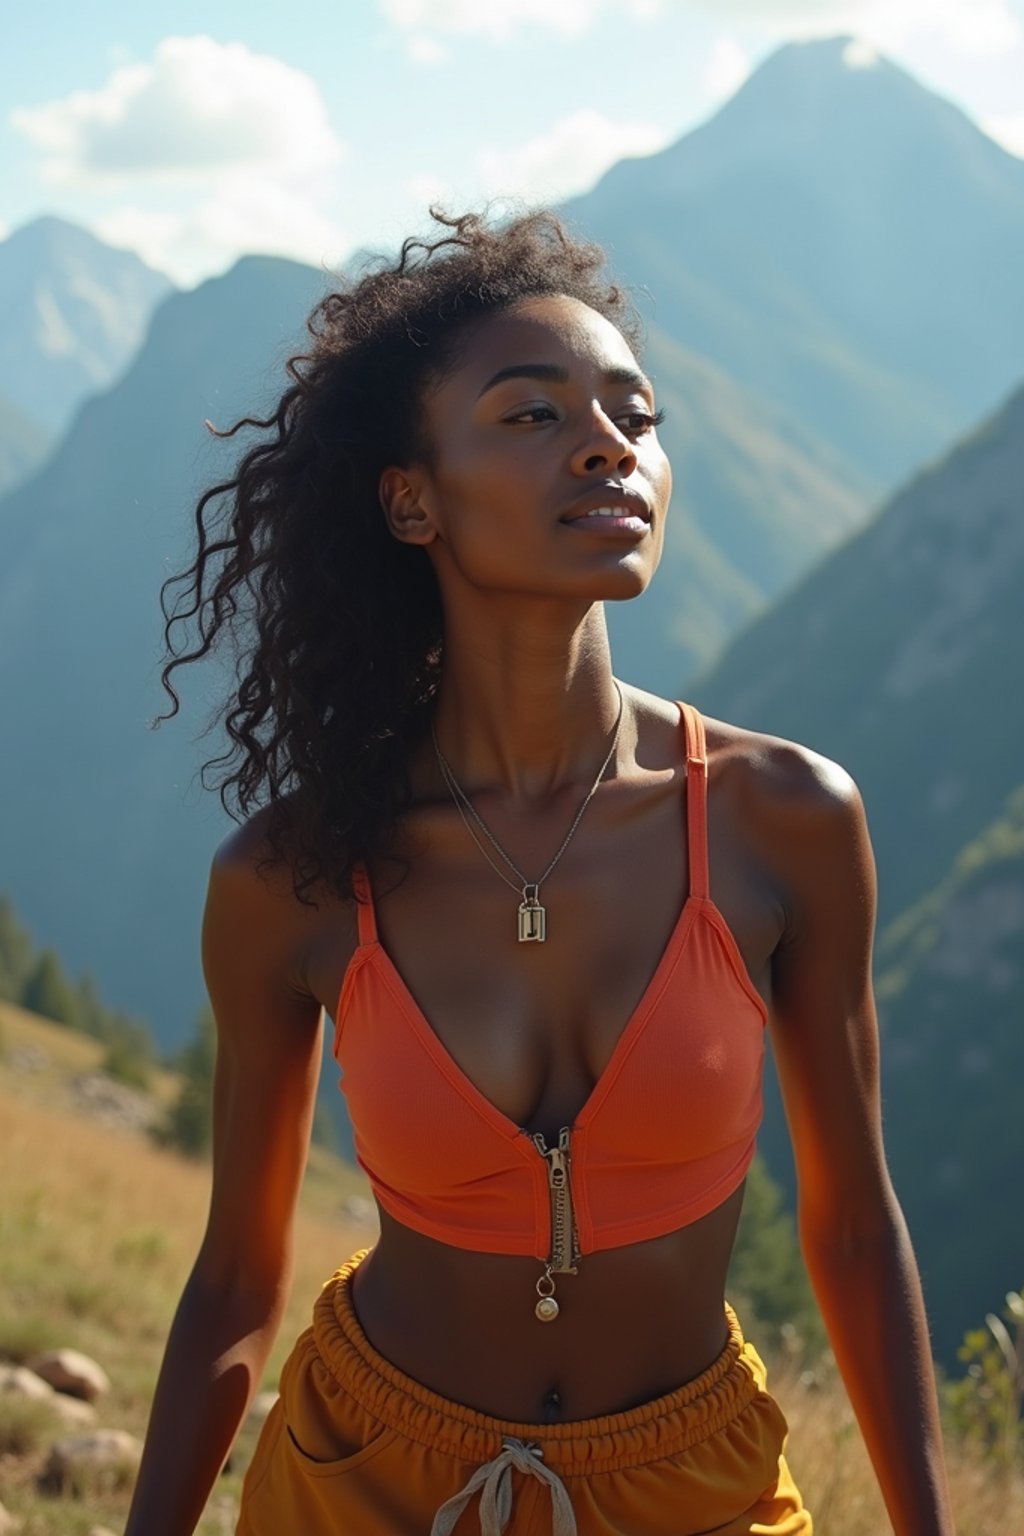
[874, 788, 1024, 1358]
[691, 381, 1024, 929]
[690, 380, 1024, 1357]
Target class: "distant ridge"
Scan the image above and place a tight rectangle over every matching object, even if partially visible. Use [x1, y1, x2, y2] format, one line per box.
[608, 325, 866, 690]
[566, 35, 1024, 495]
[0, 387, 53, 496]
[0, 252, 331, 1041]
[0, 215, 173, 436]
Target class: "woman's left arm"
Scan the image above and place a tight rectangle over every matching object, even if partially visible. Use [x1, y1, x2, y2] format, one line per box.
[767, 751, 954, 1536]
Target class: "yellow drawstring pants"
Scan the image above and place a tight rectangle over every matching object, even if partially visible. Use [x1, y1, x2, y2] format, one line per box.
[237, 1251, 811, 1535]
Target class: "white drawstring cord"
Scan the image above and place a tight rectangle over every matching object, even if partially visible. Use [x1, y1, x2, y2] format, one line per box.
[429, 1436, 577, 1536]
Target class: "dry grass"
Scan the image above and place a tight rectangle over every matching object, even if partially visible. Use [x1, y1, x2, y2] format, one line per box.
[1, 1007, 1019, 1533]
[1, 1006, 374, 1532]
[772, 1353, 1022, 1535]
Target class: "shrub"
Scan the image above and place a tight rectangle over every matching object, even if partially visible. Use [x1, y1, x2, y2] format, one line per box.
[945, 1285, 1024, 1471]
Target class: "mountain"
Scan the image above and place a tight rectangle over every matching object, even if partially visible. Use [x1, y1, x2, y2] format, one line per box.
[0, 255, 332, 1042]
[872, 786, 1024, 1359]
[565, 36, 1024, 496]
[691, 378, 1024, 928]
[609, 327, 865, 688]
[0, 388, 53, 496]
[0, 216, 173, 436]
[3, 35, 1022, 1047]
[690, 379, 1024, 1353]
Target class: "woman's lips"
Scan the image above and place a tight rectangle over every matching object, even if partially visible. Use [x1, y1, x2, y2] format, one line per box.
[561, 508, 649, 534]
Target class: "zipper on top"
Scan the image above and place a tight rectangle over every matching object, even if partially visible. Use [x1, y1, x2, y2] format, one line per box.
[532, 1125, 581, 1274]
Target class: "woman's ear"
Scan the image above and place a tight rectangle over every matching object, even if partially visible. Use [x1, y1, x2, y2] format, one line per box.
[379, 466, 438, 546]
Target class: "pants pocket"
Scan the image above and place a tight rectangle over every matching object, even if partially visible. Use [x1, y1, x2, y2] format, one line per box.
[283, 1418, 398, 1477]
[279, 1328, 399, 1478]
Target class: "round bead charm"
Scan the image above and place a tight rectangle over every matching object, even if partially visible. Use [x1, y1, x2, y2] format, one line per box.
[535, 1294, 560, 1322]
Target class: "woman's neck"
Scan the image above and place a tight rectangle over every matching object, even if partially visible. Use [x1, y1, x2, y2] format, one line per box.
[429, 600, 625, 800]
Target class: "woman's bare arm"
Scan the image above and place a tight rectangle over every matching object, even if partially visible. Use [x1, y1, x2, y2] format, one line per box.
[124, 827, 326, 1536]
[766, 747, 954, 1536]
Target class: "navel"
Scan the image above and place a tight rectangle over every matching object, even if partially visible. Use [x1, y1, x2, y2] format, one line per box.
[541, 1385, 563, 1422]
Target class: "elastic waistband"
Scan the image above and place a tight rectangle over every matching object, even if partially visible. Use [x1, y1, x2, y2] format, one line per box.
[308, 1250, 764, 1477]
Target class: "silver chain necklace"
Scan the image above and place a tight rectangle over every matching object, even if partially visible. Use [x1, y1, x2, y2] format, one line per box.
[430, 683, 625, 942]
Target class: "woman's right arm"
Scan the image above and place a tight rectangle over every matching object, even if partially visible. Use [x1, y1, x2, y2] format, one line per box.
[124, 829, 326, 1536]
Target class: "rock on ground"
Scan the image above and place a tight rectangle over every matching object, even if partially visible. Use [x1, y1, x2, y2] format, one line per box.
[40, 1429, 142, 1495]
[0, 1363, 54, 1401]
[0, 1498, 16, 1533]
[67, 1071, 158, 1133]
[48, 1392, 98, 1427]
[0, 1362, 97, 1426]
[25, 1348, 110, 1402]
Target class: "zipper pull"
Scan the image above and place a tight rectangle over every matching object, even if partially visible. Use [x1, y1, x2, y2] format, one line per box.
[533, 1125, 579, 1279]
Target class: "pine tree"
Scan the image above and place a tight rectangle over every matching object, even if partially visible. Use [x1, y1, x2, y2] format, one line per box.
[21, 949, 80, 1028]
[100, 1013, 155, 1089]
[75, 973, 106, 1038]
[158, 1008, 217, 1157]
[0, 896, 35, 1002]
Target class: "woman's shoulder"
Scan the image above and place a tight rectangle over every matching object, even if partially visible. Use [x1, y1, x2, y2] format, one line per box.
[208, 802, 354, 928]
[698, 708, 860, 816]
[637, 682, 861, 817]
[206, 804, 360, 1013]
[691, 705, 874, 911]
[212, 802, 287, 877]
[208, 803, 296, 908]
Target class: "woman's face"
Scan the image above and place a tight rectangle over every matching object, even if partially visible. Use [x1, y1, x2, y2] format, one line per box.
[382, 294, 671, 604]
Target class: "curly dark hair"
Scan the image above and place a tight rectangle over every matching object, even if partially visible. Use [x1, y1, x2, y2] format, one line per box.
[160, 208, 642, 901]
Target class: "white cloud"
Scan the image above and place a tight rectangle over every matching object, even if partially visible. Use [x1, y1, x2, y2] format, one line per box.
[12, 35, 343, 184]
[679, 1, 1023, 57]
[984, 113, 1024, 157]
[706, 37, 753, 102]
[95, 178, 350, 288]
[407, 34, 449, 63]
[379, 0, 661, 43]
[11, 37, 349, 287]
[408, 172, 451, 206]
[478, 110, 668, 202]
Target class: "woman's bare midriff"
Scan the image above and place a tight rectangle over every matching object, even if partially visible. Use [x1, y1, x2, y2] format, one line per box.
[349, 1186, 746, 1422]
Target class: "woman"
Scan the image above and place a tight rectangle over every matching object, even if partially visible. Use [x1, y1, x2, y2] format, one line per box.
[125, 211, 953, 1535]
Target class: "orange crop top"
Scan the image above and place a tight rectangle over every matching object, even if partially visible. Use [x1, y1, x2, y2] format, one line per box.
[333, 701, 767, 1268]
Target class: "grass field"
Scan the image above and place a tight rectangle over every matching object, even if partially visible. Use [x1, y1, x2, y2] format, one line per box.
[1, 1003, 1017, 1534]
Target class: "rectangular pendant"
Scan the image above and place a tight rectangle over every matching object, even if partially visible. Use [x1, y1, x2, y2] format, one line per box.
[518, 901, 546, 943]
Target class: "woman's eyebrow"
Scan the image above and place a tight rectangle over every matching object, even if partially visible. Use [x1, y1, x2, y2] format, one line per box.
[477, 362, 652, 398]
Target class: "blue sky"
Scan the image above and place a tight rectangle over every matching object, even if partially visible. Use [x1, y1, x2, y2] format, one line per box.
[4, 0, 1024, 285]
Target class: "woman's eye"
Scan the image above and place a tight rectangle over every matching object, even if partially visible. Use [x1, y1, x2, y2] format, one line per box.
[505, 404, 558, 424]
[618, 408, 666, 435]
[502, 404, 665, 432]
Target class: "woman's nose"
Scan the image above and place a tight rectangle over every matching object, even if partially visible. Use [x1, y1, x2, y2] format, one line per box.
[570, 410, 638, 477]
